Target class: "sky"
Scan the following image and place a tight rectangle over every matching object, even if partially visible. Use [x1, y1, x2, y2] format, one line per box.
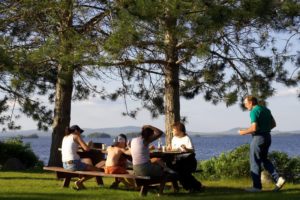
[10, 85, 299, 133]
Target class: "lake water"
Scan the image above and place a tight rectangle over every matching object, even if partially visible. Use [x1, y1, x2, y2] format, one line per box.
[1, 135, 299, 165]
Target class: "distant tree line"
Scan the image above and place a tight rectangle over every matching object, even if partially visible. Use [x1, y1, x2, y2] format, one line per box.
[86, 132, 111, 139]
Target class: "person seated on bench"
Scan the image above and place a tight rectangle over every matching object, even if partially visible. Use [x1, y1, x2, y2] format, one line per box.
[131, 125, 176, 177]
[167, 122, 204, 193]
[61, 125, 99, 190]
[104, 134, 135, 189]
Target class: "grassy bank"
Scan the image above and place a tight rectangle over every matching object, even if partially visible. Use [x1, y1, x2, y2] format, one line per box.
[0, 171, 299, 200]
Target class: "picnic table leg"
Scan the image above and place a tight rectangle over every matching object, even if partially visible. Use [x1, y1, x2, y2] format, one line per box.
[62, 177, 71, 187]
[139, 185, 148, 196]
[171, 180, 179, 192]
[95, 176, 104, 185]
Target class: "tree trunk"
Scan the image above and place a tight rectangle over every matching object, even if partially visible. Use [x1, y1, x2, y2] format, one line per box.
[48, 0, 74, 166]
[164, 14, 180, 146]
[164, 63, 180, 146]
[48, 66, 74, 166]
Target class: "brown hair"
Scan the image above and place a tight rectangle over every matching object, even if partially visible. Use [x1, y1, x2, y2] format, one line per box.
[245, 95, 258, 105]
[65, 126, 71, 136]
[172, 122, 186, 135]
[141, 128, 154, 141]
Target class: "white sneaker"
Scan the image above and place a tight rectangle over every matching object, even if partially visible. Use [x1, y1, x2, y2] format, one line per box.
[274, 177, 286, 191]
[245, 187, 262, 192]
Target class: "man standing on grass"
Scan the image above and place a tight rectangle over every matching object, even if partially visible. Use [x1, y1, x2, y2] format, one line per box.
[238, 95, 286, 192]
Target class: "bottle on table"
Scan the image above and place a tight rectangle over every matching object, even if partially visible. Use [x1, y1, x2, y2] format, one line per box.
[158, 138, 162, 151]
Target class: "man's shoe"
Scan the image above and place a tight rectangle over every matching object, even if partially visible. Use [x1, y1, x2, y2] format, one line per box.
[245, 187, 262, 192]
[273, 177, 286, 191]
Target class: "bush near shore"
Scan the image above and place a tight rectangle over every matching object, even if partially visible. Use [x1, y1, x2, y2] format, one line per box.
[0, 138, 43, 170]
[198, 144, 300, 183]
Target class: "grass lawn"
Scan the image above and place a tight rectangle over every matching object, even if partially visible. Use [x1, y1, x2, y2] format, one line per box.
[0, 171, 299, 200]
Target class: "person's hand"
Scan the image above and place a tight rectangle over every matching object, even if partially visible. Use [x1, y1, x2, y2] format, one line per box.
[149, 144, 155, 150]
[238, 129, 244, 135]
[87, 141, 93, 147]
[126, 141, 130, 148]
[181, 144, 187, 151]
[167, 144, 171, 150]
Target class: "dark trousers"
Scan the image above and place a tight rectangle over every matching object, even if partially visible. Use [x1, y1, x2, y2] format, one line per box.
[167, 153, 202, 191]
[250, 134, 280, 189]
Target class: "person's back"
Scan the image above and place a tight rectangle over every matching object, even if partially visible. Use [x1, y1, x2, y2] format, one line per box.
[105, 146, 124, 167]
[250, 105, 272, 134]
[131, 137, 149, 165]
[104, 135, 135, 189]
[61, 134, 80, 162]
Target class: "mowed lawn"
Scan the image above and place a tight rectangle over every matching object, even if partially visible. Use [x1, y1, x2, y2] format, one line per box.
[0, 171, 299, 200]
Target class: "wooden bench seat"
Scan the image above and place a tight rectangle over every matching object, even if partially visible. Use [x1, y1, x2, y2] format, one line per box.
[43, 166, 178, 196]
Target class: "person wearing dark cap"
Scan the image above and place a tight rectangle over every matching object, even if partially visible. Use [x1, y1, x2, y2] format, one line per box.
[61, 125, 99, 190]
[104, 134, 135, 189]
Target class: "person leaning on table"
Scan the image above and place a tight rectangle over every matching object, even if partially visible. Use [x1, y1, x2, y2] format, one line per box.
[238, 95, 286, 192]
[61, 125, 99, 190]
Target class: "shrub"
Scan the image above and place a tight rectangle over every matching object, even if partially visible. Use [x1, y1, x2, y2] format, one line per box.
[198, 144, 250, 180]
[268, 151, 300, 183]
[0, 138, 44, 170]
[198, 144, 300, 183]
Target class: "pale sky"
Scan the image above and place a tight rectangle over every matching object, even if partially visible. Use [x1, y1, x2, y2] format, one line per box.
[11, 85, 300, 133]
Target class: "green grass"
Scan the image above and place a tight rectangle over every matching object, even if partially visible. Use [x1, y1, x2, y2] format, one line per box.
[0, 171, 299, 200]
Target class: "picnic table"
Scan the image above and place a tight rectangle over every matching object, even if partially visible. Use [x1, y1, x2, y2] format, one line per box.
[50, 143, 182, 195]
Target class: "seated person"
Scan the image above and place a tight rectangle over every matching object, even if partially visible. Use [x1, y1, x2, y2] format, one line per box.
[104, 134, 135, 189]
[167, 122, 204, 192]
[131, 125, 175, 196]
[61, 125, 99, 190]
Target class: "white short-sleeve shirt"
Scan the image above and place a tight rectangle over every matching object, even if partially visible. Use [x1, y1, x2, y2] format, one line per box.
[171, 135, 193, 151]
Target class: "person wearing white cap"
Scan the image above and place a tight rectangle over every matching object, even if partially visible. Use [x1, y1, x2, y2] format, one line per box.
[104, 134, 135, 189]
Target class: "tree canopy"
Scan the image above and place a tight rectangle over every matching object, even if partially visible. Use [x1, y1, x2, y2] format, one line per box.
[100, 0, 299, 143]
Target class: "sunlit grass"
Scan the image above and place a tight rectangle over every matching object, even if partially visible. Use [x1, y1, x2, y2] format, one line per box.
[0, 171, 299, 200]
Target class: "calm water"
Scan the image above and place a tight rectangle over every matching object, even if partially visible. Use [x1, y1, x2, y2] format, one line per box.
[1, 135, 299, 165]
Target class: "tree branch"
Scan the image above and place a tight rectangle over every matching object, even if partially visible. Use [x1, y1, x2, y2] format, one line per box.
[210, 50, 248, 83]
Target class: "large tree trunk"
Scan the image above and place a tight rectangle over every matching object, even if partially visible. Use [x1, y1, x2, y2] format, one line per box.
[164, 63, 180, 146]
[48, 66, 74, 166]
[164, 14, 180, 146]
[48, 0, 74, 166]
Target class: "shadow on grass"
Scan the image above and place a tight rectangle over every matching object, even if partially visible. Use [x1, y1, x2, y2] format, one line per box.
[163, 186, 300, 199]
[1, 186, 299, 200]
[0, 192, 93, 200]
[0, 177, 54, 181]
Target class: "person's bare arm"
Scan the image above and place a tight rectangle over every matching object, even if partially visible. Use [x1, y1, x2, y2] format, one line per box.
[238, 122, 257, 135]
[142, 125, 163, 145]
[181, 144, 195, 153]
[121, 148, 131, 156]
[74, 135, 90, 151]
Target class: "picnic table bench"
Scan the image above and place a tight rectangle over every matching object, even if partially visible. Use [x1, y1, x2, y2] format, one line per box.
[43, 166, 179, 196]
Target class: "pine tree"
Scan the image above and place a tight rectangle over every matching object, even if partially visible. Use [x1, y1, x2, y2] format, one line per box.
[102, 0, 299, 145]
[0, 0, 113, 166]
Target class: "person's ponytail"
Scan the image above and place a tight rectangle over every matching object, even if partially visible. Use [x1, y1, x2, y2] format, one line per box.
[65, 126, 70, 135]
